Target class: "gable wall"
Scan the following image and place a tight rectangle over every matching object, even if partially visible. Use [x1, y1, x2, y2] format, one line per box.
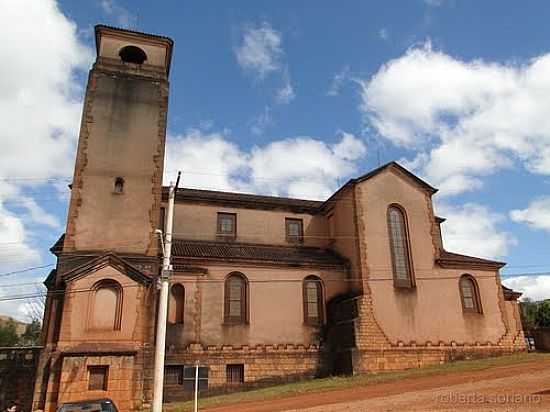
[355, 169, 507, 345]
[57, 266, 149, 348]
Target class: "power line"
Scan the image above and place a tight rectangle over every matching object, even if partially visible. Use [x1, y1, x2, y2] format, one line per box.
[0, 264, 55, 278]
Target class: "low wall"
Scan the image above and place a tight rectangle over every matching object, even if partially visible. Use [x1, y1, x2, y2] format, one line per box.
[531, 328, 550, 351]
[0, 347, 42, 412]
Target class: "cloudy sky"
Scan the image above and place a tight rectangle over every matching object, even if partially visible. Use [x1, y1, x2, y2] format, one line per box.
[1, 0, 549, 320]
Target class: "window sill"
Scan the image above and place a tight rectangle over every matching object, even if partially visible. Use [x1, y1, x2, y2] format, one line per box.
[222, 323, 249, 328]
[217, 234, 236, 242]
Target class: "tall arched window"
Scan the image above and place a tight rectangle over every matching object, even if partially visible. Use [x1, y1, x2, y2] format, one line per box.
[387, 205, 414, 288]
[459, 275, 482, 314]
[169, 284, 185, 324]
[224, 273, 248, 324]
[90, 279, 122, 330]
[303, 276, 324, 325]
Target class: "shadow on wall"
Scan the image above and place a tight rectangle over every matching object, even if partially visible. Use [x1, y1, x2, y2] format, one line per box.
[321, 290, 362, 377]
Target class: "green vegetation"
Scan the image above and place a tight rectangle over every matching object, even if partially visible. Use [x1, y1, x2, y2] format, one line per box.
[0, 319, 19, 346]
[161, 352, 550, 412]
[521, 298, 550, 329]
[0, 318, 41, 347]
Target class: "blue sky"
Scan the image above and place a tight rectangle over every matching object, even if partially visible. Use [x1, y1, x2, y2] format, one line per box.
[1, 0, 550, 319]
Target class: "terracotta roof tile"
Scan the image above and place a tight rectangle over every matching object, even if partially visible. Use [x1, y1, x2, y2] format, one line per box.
[437, 250, 506, 269]
[172, 239, 347, 267]
[165, 187, 323, 213]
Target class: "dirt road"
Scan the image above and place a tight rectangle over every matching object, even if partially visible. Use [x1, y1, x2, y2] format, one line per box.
[205, 359, 550, 411]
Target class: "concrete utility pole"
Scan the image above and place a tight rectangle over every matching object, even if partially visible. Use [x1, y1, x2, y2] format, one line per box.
[152, 172, 181, 412]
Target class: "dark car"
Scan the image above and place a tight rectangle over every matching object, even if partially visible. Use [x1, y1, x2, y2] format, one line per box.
[56, 398, 118, 412]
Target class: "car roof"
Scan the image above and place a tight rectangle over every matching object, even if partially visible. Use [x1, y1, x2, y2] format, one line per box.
[60, 399, 114, 405]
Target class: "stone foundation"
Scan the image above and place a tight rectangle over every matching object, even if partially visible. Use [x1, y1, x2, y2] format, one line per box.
[163, 343, 323, 401]
[352, 344, 526, 373]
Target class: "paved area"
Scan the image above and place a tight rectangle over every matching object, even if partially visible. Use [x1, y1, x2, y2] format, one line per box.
[205, 359, 550, 411]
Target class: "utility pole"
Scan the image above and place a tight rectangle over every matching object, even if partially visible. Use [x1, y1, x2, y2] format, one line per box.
[152, 172, 181, 412]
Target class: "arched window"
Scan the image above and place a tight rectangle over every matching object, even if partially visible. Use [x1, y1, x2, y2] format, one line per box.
[387, 205, 414, 288]
[224, 273, 248, 324]
[303, 276, 323, 325]
[169, 284, 185, 324]
[459, 275, 482, 313]
[119, 45, 147, 64]
[90, 279, 122, 330]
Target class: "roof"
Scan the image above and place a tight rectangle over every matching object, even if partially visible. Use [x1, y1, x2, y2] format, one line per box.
[165, 187, 323, 214]
[61, 253, 152, 285]
[321, 161, 438, 210]
[165, 162, 437, 213]
[502, 285, 522, 301]
[50, 233, 65, 256]
[172, 239, 347, 268]
[95, 24, 174, 46]
[437, 250, 506, 270]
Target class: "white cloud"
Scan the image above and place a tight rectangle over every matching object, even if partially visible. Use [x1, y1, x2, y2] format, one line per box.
[327, 66, 351, 96]
[235, 22, 296, 103]
[235, 22, 283, 79]
[100, 0, 137, 29]
[503, 275, 550, 302]
[510, 197, 550, 232]
[165, 129, 367, 200]
[436, 202, 516, 259]
[276, 68, 295, 104]
[0, 0, 91, 316]
[165, 129, 249, 192]
[360, 42, 550, 195]
[379, 28, 389, 41]
[250, 106, 273, 136]
[249, 133, 366, 199]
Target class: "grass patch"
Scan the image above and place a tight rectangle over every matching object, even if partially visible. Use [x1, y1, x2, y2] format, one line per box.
[163, 352, 550, 411]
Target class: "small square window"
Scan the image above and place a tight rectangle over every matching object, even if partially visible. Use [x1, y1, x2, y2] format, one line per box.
[88, 366, 108, 391]
[217, 213, 236, 240]
[286, 218, 303, 243]
[226, 364, 244, 385]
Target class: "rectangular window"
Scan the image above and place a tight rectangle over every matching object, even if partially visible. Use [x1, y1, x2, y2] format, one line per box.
[165, 365, 184, 385]
[226, 364, 244, 385]
[286, 218, 304, 243]
[88, 366, 108, 391]
[183, 366, 209, 392]
[217, 213, 236, 240]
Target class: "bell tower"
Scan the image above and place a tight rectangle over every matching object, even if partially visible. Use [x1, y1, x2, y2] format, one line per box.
[64, 25, 173, 256]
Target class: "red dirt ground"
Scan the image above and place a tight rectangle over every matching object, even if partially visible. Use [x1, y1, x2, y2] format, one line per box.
[204, 359, 550, 411]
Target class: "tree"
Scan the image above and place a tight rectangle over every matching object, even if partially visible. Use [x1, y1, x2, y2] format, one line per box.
[0, 319, 19, 346]
[535, 300, 550, 328]
[21, 319, 42, 346]
[520, 298, 538, 331]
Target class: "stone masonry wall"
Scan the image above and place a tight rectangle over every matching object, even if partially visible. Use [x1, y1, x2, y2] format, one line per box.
[163, 343, 322, 401]
[0, 347, 41, 412]
[57, 355, 140, 412]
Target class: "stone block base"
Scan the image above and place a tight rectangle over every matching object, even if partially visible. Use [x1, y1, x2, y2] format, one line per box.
[352, 345, 527, 373]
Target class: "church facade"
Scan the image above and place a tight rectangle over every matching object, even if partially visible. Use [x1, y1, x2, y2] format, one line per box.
[33, 25, 525, 412]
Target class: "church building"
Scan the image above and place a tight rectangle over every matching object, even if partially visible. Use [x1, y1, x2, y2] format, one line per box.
[32, 25, 525, 412]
